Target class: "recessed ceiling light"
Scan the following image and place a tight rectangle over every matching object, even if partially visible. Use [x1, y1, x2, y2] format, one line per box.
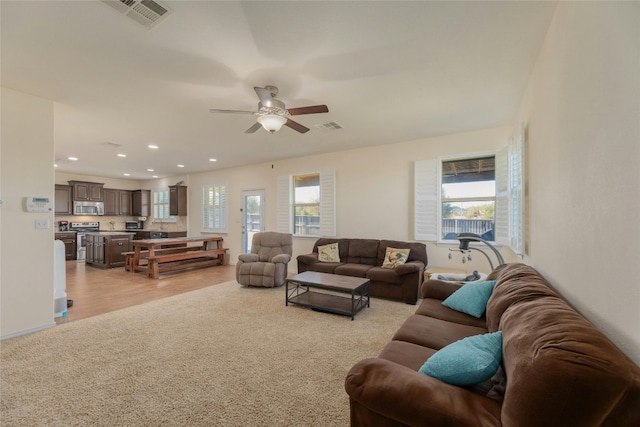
[123, 173, 130, 176]
[152, 175, 158, 178]
[209, 158, 217, 162]
[148, 144, 159, 149]
[117, 153, 127, 158]
[54, 164, 58, 168]
[68, 156, 78, 161]
[177, 164, 184, 168]
[147, 168, 154, 172]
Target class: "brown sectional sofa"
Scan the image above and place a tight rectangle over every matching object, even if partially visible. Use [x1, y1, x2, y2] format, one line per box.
[297, 238, 427, 304]
[345, 263, 640, 426]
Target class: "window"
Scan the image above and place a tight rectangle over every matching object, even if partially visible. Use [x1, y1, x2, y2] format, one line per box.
[277, 171, 335, 237]
[202, 184, 227, 233]
[152, 190, 175, 222]
[415, 129, 526, 254]
[441, 156, 496, 241]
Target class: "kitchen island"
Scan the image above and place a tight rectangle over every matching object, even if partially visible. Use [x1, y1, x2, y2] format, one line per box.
[85, 232, 135, 269]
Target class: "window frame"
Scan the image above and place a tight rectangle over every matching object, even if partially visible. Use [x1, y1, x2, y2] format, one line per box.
[201, 183, 228, 234]
[414, 134, 526, 255]
[439, 152, 498, 242]
[277, 171, 336, 237]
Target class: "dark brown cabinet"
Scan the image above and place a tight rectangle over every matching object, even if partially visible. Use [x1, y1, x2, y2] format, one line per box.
[69, 181, 104, 202]
[132, 190, 151, 217]
[169, 185, 187, 216]
[55, 232, 77, 260]
[55, 185, 72, 215]
[104, 189, 132, 216]
[85, 233, 132, 269]
[119, 190, 132, 215]
[103, 189, 118, 215]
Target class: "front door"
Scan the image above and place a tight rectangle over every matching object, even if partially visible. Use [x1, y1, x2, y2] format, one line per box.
[242, 190, 265, 253]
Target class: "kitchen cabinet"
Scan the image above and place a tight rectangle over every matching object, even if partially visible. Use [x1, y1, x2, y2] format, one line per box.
[104, 189, 132, 216]
[69, 181, 104, 202]
[132, 189, 151, 216]
[85, 232, 133, 269]
[119, 190, 132, 215]
[55, 185, 72, 215]
[55, 232, 77, 260]
[169, 185, 187, 216]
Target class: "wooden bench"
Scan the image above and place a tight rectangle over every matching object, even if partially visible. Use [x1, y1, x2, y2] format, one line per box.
[124, 247, 199, 272]
[146, 248, 229, 279]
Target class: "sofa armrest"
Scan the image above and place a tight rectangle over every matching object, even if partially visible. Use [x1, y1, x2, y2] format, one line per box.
[421, 279, 464, 300]
[345, 358, 501, 427]
[271, 253, 291, 264]
[297, 253, 318, 266]
[238, 253, 259, 263]
[394, 261, 424, 276]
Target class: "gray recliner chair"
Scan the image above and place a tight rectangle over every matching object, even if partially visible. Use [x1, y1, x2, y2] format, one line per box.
[236, 232, 293, 287]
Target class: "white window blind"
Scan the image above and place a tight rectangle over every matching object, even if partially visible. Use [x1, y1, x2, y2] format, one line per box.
[414, 159, 438, 241]
[509, 124, 526, 255]
[202, 184, 227, 233]
[494, 148, 509, 246]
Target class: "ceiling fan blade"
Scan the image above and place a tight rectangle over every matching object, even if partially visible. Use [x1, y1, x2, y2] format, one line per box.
[210, 109, 255, 115]
[285, 119, 310, 134]
[245, 122, 263, 134]
[254, 87, 274, 108]
[287, 105, 329, 116]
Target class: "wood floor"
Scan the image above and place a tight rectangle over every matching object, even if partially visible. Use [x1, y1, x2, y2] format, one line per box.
[55, 260, 236, 324]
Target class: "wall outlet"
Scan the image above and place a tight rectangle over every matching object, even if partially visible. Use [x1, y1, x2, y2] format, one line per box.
[35, 219, 50, 229]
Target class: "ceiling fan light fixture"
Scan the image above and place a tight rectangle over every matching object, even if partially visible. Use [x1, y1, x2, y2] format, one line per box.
[257, 114, 287, 133]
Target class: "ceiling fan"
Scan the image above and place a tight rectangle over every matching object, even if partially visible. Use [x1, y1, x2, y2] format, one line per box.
[209, 86, 329, 134]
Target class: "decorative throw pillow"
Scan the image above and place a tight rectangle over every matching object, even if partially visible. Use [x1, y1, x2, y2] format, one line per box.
[442, 280, 496, 318]
[419, 331, 503, 386]
[317, 243, 340, 263]
[381, 247, 410, 269]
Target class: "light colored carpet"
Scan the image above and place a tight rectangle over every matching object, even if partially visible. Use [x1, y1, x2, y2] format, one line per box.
[1, 281, 417, 426]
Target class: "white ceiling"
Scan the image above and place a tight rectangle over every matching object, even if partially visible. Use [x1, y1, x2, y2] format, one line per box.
[1, 0, 557, 180]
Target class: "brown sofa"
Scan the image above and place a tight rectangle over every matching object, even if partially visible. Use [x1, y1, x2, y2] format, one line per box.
[345, 263, 640, 426]
[297, 238, 427, 304]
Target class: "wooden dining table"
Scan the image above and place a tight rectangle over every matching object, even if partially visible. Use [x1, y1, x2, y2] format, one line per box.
[130, 236, 226, 278]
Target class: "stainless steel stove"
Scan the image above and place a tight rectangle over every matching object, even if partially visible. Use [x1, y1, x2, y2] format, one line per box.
[70, 222, 100, 261]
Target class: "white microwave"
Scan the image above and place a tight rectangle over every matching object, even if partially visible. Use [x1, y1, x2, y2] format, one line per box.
[73, 201, 104, 216]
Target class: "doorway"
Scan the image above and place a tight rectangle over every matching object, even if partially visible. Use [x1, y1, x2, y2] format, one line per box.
[242, 190, 265, 253]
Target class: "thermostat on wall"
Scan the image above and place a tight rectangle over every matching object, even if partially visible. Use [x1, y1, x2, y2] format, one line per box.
[24, 196, 53, 213]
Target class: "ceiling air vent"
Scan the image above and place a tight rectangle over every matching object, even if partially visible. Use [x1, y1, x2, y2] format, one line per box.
[101, 0, 173, 30]
[315, 121, 343, 131]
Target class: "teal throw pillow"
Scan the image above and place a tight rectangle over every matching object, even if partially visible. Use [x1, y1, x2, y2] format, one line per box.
[442, 280, 496, 318]
[419, 331, 503, 386]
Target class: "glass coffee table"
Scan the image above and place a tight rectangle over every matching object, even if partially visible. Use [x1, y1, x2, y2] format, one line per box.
[285, 271, 370, 320]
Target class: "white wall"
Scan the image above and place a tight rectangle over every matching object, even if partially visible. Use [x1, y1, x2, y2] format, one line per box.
[514, 2, 640, 363]
[1, 87, 55, 338]
[187, 125, 515, 274]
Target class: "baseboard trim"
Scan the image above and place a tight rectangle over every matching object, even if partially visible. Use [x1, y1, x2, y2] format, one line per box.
[1, 322, 56, 341]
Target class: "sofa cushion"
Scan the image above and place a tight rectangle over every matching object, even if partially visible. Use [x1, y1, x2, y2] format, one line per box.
[334, 263, 374, 278]
[415, 299, 487, 328]
[378, 340, 437, 371]
[442, 280, 496, 318]
[345, 239, 380, 265]
[366, 267, 402, 284]
[317, 242, 340, 262]
[381, 247, 410, 269]
[392, 314, 487, 350]
[419, 331, 503, 386]
[486, 263, 560, 331]
[305, 262, 342, 274]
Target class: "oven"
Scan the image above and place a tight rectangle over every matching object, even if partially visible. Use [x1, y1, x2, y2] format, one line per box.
[70, 221, 100, 261]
